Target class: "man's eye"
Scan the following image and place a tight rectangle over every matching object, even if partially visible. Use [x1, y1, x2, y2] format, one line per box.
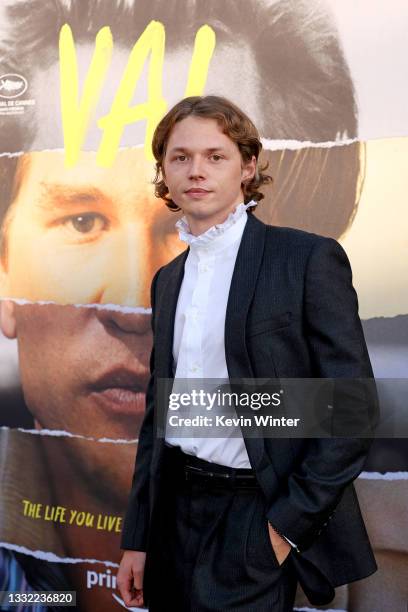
[210, 154, 223, 161]
[62, 213, 108, 235]
[176, 155, 187, 161]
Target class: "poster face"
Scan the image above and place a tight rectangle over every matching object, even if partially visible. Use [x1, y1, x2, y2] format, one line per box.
[0, 0, 407, 610]
[0, 150, 183, 305]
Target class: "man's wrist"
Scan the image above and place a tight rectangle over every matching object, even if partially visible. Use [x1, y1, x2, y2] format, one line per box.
[268, 522, 300, 552]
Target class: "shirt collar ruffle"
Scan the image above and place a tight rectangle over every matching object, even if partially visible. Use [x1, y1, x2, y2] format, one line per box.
[176, 200, 257, 249]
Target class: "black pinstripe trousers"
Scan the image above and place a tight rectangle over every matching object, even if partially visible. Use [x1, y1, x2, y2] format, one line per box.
[143, 446, 298, 612]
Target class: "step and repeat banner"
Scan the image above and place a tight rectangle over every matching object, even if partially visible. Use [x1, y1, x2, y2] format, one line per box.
[0, 1, 407, 610]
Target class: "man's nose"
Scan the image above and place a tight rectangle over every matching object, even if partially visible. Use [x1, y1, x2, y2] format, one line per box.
[189, 155, 206, 180]
[97, 223, 152, 308]
[95, 307, 152, 335]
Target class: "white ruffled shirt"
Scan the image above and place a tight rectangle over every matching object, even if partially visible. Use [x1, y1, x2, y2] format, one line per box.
[165, 201, 257, 468]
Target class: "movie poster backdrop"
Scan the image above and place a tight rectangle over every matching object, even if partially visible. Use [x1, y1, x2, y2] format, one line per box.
[0, 1, 407, 610]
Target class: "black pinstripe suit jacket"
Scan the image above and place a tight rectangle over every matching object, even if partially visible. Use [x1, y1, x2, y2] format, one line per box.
[121, 212, 378, 590]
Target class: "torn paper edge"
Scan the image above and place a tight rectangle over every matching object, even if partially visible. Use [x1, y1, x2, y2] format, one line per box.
[0, 138, 358, 160]
[294, 608, 347, 612]
[0, 297, 151, 315]
[261, 137, 358, 151]
[0, 143, 144, 158]
[1, 425, 137, 444]
[0, 541, 119, 567]
[358, 471, 408, 480]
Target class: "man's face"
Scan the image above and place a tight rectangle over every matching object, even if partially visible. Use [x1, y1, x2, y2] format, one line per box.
[162, 116, 256, 230]
[0, 149, 182, 306]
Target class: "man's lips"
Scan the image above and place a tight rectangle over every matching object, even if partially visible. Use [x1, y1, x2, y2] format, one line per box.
[87, 367, 149, 415]
[185, 188, 212, 194]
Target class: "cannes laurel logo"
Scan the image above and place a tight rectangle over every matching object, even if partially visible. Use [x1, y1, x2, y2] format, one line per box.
[0, 73, 28, 99]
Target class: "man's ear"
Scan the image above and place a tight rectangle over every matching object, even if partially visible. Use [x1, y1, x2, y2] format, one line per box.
[0, 299, 17, 339]
[242, 155, 257, 183]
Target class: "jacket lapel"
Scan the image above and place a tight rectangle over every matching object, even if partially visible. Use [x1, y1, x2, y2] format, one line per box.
[225, 213, 266, 378]
[151, 249, 188, 474]
[225, 213, 267, 468]
[155, 249, 189, 379]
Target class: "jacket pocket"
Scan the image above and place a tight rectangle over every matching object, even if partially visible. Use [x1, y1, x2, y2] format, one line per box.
[247, 311, 292, 337]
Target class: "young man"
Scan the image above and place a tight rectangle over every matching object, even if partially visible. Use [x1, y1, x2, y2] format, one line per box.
[119, 94, 378, 611]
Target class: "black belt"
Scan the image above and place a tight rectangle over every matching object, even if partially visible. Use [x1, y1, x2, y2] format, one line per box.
[164, 444, 260, 489]
[184, 464, 259, 488]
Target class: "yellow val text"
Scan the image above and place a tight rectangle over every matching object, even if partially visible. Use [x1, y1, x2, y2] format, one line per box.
[59, 24, 113, 167]
[59, 22, 216, 166]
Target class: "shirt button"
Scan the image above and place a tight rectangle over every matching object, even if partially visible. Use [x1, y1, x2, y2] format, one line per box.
[199, 264, 209, 273]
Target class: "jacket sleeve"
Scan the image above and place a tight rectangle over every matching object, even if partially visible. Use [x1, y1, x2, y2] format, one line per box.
[120, 267, 162, 551]
[266, 237, 379, 551]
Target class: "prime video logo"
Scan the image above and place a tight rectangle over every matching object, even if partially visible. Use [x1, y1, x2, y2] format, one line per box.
[86, 568, 117, 589]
